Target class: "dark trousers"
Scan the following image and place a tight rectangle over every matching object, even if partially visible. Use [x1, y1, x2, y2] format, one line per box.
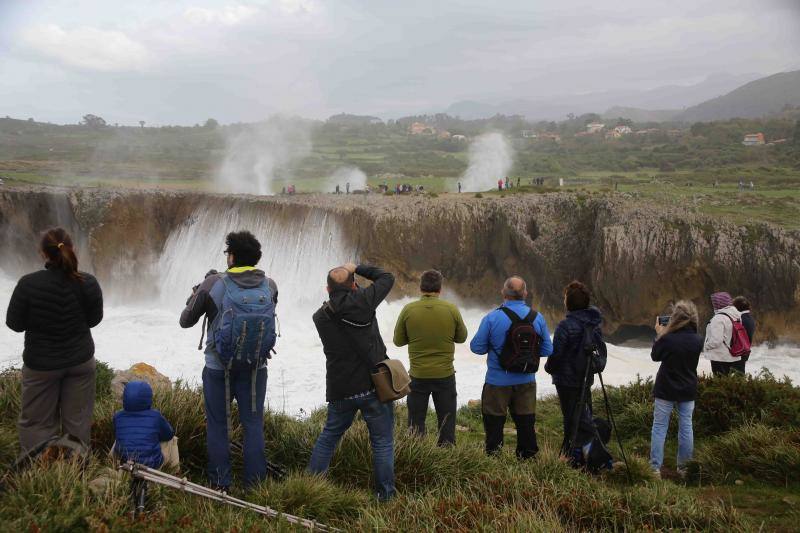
[202, 366, 267, 489]
[711, 360, 746, 376]
[18, 357, 96, 453]
[481, 382, 538, 459]
[407, 375, 457, 446]
[555, 384, 595, 455]
[308, 393, 395, 501]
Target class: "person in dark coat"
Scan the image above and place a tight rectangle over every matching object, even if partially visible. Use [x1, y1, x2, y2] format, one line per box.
[650, 300, 703, 478]
[5, 227, 103, 454]
[308, 263, 396, 501]
[544, 280, 607, 464]
[114, 381, 176, 468]
[733, 296, 755, 360]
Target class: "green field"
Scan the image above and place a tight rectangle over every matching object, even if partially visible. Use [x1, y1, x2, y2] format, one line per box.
[2, 114, 799, 228]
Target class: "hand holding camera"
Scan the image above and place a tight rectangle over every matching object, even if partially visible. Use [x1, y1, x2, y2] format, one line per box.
[655, 315, 670, 335]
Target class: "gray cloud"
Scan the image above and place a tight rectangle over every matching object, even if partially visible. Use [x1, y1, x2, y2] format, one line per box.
[1, 0, 798, 125]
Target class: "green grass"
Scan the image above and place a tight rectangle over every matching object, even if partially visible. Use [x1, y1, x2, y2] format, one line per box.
[0, 368, 798, 530]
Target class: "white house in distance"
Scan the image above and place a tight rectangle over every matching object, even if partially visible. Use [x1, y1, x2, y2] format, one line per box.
[586, 122, 605, 134]
[742, 133, 765, 146]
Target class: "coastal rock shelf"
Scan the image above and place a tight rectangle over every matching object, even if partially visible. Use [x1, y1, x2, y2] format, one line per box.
[2, 185, 798, 342]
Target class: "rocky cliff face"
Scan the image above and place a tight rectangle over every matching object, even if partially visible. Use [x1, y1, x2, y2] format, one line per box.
[2, 185, 798, 342]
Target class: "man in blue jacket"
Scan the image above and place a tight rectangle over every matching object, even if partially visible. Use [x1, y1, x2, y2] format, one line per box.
[470, 276, 553, 458]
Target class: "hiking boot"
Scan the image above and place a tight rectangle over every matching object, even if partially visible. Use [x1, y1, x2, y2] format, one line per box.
[212, 485, 229, 496]
[676, 467, 688, 480]
[651, 469, 661, 480]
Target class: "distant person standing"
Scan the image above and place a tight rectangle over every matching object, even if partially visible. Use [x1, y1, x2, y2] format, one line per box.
[733, 295, 755, 359]
[346, 182, 350, 194]
[5, 227, 103, 454]
[393, 270, 467, 446]
[470, 277, 553, 458]
[458, 182, 462, 193]
[703, 291, 748, 376]
[335, 184, 340, 195]
[497, 179, 503, 192]
[544, 281, 607, 463]
[516, 177, 520, 188]
[650, 301, 703, 479]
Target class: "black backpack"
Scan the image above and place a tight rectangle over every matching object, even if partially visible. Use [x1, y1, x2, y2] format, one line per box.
[497, 307, 541, 373]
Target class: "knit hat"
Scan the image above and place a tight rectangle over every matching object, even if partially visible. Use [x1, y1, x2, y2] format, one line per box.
[710, 291, 733, 311]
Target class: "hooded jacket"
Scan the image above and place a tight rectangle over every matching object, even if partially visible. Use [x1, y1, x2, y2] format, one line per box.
[651, 325, 703, 401]
[544, 307, 607, 388]
[5, 265, 103, 371]
[703, 305, 742, 362]
[113, 381, 174, 468]
[180, 267, 278, 370]
[312, 265, 394, 401]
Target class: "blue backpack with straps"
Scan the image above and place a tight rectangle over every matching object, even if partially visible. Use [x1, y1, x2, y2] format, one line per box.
[212, 275, 276, 369]
[209, 274, 277, 425]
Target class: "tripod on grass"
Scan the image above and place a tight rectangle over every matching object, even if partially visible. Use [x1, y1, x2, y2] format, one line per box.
[565, 327, 631, 482]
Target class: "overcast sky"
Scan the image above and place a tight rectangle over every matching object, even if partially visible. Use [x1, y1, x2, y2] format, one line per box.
[1, 0, 798, 125]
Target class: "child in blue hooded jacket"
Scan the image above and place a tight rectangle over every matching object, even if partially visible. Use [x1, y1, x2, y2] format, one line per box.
[113, 381, 175, 468]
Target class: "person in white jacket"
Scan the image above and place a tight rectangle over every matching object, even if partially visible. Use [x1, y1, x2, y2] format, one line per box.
[703, 292, 745, 375]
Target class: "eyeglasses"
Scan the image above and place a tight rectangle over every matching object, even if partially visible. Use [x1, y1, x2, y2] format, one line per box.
[223, 250, 231, 256]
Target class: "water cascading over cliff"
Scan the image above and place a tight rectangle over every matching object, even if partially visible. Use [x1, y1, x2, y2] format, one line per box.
[2, 185, 800, 414]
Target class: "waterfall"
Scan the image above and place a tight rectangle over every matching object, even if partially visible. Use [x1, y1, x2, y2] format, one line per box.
[156, 203, 355, 307]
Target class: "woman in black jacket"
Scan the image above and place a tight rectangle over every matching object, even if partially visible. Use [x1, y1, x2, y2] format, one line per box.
[650, 300, 702, 479]
[544, 280, 607, 463]
[5, 227, 103, 453]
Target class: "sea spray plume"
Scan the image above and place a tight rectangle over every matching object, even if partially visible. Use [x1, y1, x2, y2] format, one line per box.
[216, 116, 311, 195]
[461, 132, 513, 192]
[327, 166, 367, 192]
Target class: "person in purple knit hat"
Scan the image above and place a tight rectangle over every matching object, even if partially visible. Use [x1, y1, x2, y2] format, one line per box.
[703, 291, 746, 375]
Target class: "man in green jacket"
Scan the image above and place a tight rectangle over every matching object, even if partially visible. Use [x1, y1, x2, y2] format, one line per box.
[393, 270, 467, 445]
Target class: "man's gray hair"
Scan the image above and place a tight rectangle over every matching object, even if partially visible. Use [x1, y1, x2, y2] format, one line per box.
[502, 276, 527, 300]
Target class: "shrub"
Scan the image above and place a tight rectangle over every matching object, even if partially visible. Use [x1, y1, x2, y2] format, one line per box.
[95, 360, 114, 399]
[694, 370, 800, 435]
[688, 424, 800, 486]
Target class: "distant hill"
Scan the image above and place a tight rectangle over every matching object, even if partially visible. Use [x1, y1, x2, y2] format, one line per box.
[678, 70, 800, 122]
[444, 72, 760, 121]
[602, 107, 680, 123]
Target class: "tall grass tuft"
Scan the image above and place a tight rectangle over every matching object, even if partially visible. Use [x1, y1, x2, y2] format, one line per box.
[688, 423, 800, 486]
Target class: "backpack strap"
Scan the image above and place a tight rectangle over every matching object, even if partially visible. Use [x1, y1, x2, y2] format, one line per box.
[497, 306, 538, 324]
[323, 301, 377, 370]
[196, 273, 225, 351]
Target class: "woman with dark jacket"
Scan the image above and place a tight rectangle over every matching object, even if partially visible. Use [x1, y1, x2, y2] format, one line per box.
[650, 300, 703, 478]
[5, 227, 103, 453]
[544, 281, 607, 463]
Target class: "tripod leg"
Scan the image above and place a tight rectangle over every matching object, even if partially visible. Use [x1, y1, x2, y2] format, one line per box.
[566, 355, 594, 459]
[597, 372, 632, 483]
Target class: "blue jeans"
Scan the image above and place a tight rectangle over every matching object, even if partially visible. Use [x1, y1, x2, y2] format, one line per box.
[202, 366, 267, 488]
[650, 398, 694, 471]
[308, 393, 395, 500]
